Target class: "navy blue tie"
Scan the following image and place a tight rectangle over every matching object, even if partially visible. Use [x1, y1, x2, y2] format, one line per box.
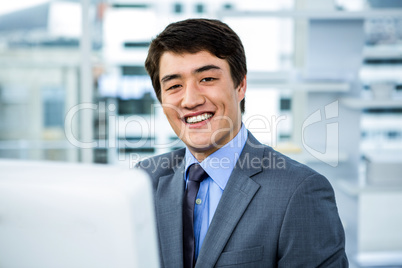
[183, 164, 208, 268]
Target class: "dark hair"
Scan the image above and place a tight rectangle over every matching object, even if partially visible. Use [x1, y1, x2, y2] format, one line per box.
[145, 18, 247, 113]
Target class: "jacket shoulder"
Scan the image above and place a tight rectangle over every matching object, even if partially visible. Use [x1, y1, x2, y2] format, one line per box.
[258, 145, 328, 186]
[242, 132, 321, 183]
[135, 148, 185, 179]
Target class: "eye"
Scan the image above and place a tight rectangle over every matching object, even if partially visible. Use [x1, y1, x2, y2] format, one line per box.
[167, 84, 182, 90]
[201, 77, 216, 82]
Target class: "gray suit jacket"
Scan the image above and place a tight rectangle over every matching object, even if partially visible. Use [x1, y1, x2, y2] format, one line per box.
[137, 132, 348, 267]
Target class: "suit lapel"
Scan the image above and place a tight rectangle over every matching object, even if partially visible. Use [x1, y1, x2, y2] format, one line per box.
[155, 159, 186, 268]
[196, 133, 265, 267]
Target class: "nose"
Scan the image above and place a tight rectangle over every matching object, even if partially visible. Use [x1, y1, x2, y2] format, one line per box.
[181, 82, 205, 109]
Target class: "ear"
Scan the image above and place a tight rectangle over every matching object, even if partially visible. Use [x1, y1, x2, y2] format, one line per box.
[236, 75, 247, 102]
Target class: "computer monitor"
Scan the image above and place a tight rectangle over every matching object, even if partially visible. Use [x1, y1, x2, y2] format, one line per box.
[0, 159, 160, 268]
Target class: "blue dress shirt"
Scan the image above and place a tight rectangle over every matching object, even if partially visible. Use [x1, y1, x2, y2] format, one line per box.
[184, 124, 248, 260]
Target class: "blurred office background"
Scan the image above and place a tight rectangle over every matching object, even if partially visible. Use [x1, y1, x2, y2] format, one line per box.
[0, 0, 401, 266]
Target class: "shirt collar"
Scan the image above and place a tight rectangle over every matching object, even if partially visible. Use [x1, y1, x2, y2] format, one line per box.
[184, 124, 248, 190]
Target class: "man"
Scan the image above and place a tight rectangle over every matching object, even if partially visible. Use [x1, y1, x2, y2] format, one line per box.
[137, 18, 348, 267]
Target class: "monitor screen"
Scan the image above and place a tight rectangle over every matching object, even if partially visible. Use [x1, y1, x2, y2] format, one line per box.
[0, 159, 159, 268]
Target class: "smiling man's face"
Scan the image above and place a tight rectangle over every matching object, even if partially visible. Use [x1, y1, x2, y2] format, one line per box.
[159, 50, 246, 161]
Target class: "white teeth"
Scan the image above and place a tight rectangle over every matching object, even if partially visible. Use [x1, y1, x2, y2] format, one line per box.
[186, 113, 212, 124]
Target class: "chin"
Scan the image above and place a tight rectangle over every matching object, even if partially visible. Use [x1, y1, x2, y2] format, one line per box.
[184, 136, 214, 150]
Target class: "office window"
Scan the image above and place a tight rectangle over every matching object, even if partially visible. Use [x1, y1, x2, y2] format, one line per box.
[195, 3, 205, 14]
[280, 98, 291, 111]
[121, 66, 148, 76]
[42, 86, 64, 128]
[118, 92, 154, 115]
[173, 3, 183, 14]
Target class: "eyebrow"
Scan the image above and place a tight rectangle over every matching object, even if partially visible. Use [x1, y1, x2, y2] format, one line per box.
[160, 64, 222, 84]
[194, 64, 221, 74]
[160, 74, 180, 84]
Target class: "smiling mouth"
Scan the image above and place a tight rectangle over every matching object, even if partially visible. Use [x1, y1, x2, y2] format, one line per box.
[185, 113, 213, 124]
